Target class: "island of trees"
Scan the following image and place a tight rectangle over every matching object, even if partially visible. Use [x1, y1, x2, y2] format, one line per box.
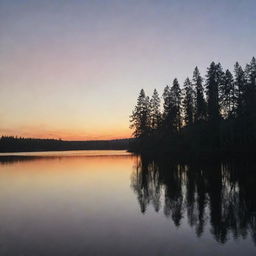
[130, 57, 256, 157]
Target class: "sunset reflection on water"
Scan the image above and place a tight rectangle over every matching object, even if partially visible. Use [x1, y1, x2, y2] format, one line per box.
[0, 151, 255, 256]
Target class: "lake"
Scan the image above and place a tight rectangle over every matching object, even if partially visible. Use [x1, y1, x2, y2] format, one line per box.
[0, 150, 255, 255]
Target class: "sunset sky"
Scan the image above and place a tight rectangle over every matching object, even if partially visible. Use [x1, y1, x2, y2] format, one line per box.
[0, 0, 255, 140]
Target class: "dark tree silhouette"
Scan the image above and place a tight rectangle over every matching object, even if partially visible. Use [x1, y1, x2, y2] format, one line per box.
[205, 62, 223, 123]
[182, 77, 195, 126]
[162, 85, 172, 133]
[130, 89, 150, 138]
[220, 69, 235, 119]
[171, 78, 182, 132]
[149, 89, 161, 131]
[234, 62, 246, 117]
[193, 66, 206, 123]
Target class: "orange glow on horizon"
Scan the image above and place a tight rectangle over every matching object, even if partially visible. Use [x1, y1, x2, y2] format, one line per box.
[0, 127, 132, 141]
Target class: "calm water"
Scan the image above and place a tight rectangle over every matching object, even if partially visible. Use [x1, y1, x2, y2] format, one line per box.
[0, 150, 255, 256]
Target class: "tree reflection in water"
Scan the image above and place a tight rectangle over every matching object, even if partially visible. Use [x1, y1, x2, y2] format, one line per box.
[131, 156, 256, 244]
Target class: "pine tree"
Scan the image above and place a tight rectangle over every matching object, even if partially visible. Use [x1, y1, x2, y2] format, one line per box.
[206, 62, 224, 122]
[149, 89, 161, 130]
[234, 62, 246, 117]
[192, 67, 206, 123]
[162, 80, 182, 134]
[205, 62, 224, 149]
[182, 78, 195, 126]
[244, 57, 256, 114]
[170, 78, 182, 132]
[130, 89, 150, 138]
[243, 57, 256, 144]
[162, 85, 170, 116]
[220, 69, 235, 119]
[245, 57, 256, 86]
[162, 85, 171, 131]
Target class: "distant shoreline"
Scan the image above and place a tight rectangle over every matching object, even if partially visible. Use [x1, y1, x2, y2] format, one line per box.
[0, 136, 132, 153]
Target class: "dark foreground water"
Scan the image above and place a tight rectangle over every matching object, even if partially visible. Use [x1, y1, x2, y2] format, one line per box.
[0, 150, 255, 256]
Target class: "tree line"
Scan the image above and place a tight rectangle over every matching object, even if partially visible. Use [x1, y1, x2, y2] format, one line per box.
[0, 136, 131, 152]
[130, 57, 256, 156]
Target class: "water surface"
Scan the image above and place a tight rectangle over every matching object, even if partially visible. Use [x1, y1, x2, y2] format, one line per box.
[0, 150, 255, 255]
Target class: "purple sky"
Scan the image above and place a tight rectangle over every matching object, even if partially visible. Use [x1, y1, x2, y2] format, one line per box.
[0, 0, 255, 139]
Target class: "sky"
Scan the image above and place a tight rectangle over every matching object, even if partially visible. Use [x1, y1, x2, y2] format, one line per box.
[0, 0, 255, 140]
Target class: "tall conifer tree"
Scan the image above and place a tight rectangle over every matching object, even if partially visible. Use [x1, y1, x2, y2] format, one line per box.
[220, 69, 235, 119]
[206, 62, 224, 122]
[149, 89, 161, 130]
[183, 78, 195, 126]
[130, 89, 150, 138]
[192, 67, 206, 122]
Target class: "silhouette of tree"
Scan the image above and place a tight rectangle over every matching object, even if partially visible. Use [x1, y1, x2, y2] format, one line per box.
[182, 78, 195, 126]
[192, 66, 206, 123]
[244, 57, 256, 145]
[162, 79, 182, 135]
[171, 78, 182, 132]
[149, 89, 162, 131]
[206, 62, 223, 122]
[220, 69, 235, 119]
[130, 89, 150, 138]
[234, 62, 246, 117]
[162, 85, 172, 133]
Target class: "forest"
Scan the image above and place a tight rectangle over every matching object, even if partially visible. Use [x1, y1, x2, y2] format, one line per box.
[130, 57, 256, 157]
[0, 136, 130, 152]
